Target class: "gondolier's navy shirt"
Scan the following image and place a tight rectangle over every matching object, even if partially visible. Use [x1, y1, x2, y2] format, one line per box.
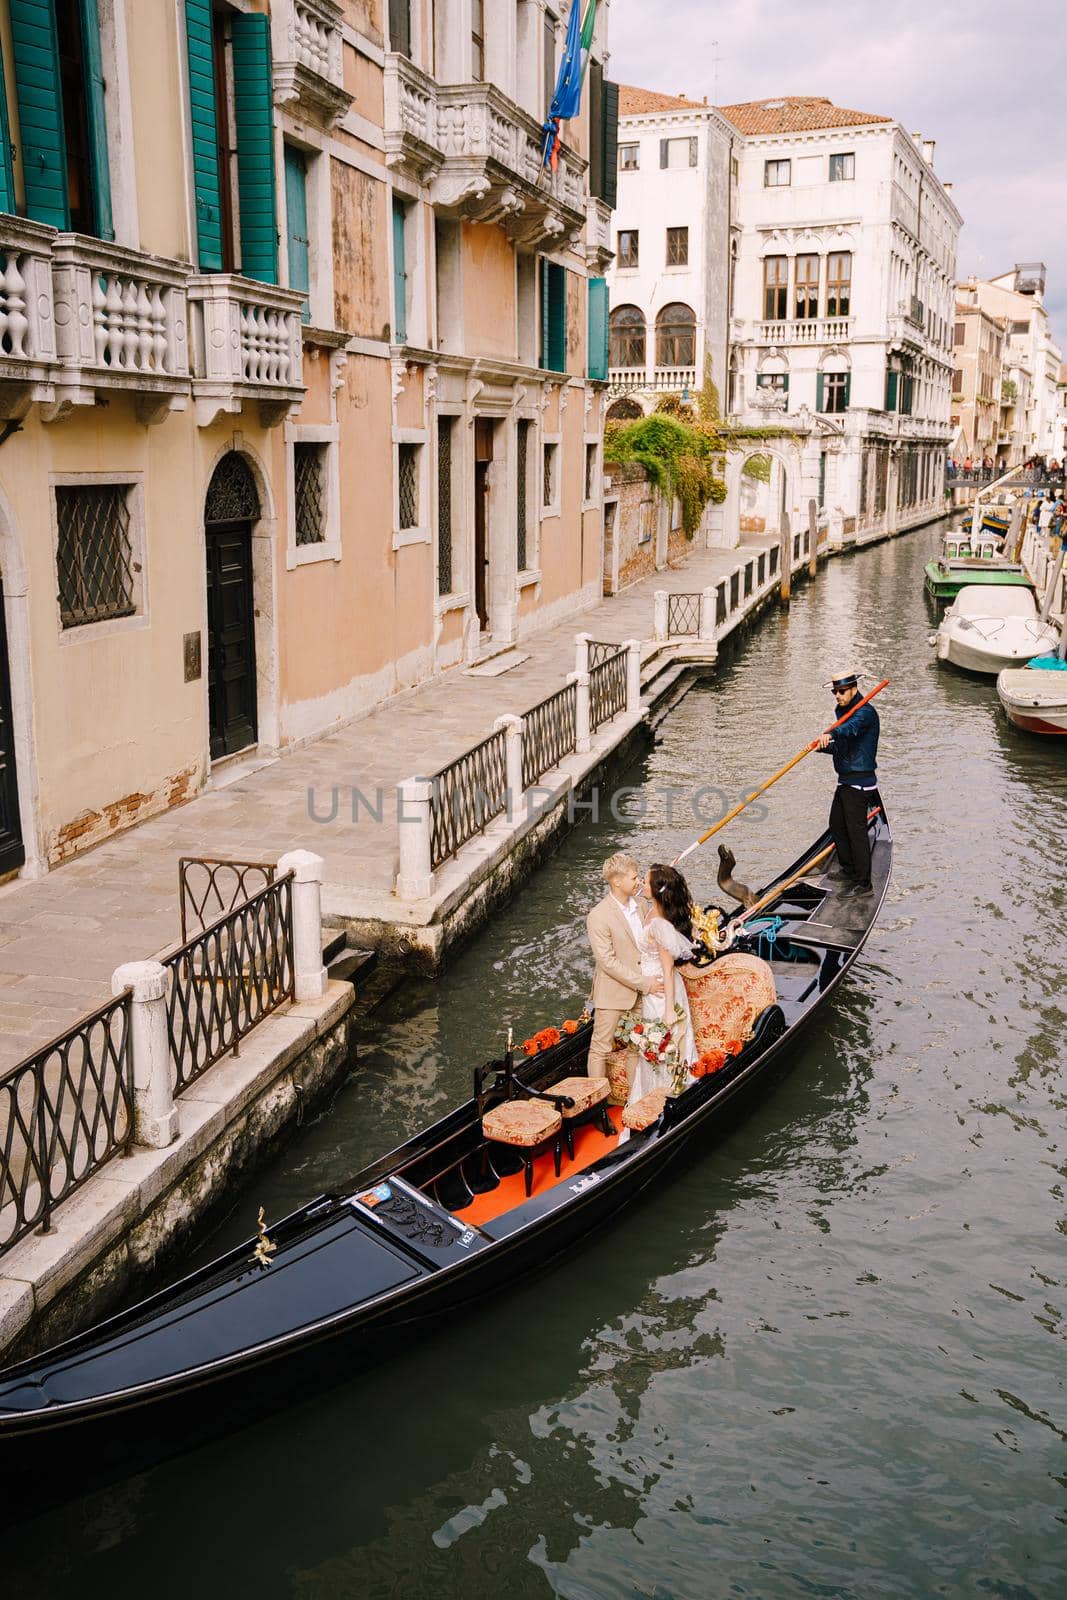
[821, 699, 879, 787]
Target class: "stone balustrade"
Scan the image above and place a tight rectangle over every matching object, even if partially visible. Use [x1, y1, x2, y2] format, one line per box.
[586, 197, 613, 272]
[188, 274, 306, 427]
[272, 0, 350, 125]
[608, 367, 697, 394]
[755, 317, 852, 345]
[0, 215, 58, 419]
[384, 55, 587, 249]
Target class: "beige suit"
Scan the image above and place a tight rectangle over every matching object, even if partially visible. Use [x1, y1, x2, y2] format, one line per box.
[585, 893, 656, 1082]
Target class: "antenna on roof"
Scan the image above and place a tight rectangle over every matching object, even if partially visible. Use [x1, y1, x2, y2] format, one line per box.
[711, 40, 722, 103]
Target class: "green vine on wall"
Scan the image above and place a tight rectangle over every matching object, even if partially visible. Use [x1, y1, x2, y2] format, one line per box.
[742, 453, 772, 482]
[604, 414, 727, 536]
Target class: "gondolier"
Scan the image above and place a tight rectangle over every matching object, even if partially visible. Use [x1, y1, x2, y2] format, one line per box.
[816, 670, 883, 894]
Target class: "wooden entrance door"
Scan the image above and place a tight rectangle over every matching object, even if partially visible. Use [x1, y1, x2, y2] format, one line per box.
[205, 523, 258, 760]
[474, 418, 494, 630]
[0, 579, 24, 877]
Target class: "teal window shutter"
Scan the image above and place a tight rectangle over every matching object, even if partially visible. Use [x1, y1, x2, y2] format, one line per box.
[601, 80, 618, 209]
[284, 143, 310, 322]
[540, 257, 549, 370]
[9, 0, 68, 229]
[78, 0, 112, 239]
[587, 277, 608, 380]
[816, 372, 824, 411]
[392, 197, 407, 343]
[231, 12, 278, 284]
[885, 369, 898, 412]
[547, 262, 566, 373]
[184, 0, 222, 270]
[0, 35, 15, 215]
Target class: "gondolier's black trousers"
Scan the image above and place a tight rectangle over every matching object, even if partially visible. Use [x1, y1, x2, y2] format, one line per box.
[830, 783, 883, 886]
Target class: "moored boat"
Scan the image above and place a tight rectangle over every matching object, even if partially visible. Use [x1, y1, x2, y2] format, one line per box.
[923, 531, 1032, 602]
[996, 655, 1067, 735]
[0, 815, 892, 1491]
[933, 585, 1059, 675]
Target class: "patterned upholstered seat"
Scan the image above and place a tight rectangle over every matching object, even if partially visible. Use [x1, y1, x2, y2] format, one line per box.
[549, 1074, 613, 1158]
[683, 953, 777, 1054]
[621, 1088, 669, 1131]
[604, 1049, 631, 1106]
[482, 1100, 562, 1146]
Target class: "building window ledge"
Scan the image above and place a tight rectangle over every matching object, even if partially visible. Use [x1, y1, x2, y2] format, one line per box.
[516, 567, 542, 590]
[189, 275, 306, 429]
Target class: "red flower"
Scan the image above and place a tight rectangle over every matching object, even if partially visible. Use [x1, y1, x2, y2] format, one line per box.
[562, 1019, 579, 1035]
[536, 1026, 561, 1049]
[633, 1024, 644, 1035]
[694, 1048, 729, 1077]
[521, 1038, 540, 1056]
[727, 1039, 743, 1055]
[663, 1030, 671, 1044]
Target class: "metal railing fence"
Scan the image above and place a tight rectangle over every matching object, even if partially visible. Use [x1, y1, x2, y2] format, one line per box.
[0, 991, 133, 1253]
[428, 728, 509, 868]
[666, 593, 701, 637]
[166, 872, 295, 1093]
[522, 681, 577, 788]
[590, 645, 628, 730]
[179, 857, 276, 943]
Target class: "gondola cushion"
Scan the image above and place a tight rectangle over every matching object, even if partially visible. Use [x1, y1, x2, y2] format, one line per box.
[621, 1088, 669, 1131]
[605, 1049, 631, 1106]
[482, 1100, 562, 1146]
[683, 953, 776, 1053]
[550, 1076, 610, 1116]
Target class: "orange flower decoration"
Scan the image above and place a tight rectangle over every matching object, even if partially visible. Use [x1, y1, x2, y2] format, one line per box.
[521, 1038, 540, 1056]
[562, 1019, 580, 1035]
[693, 1048, 728, 1078]
[536, 1026, 561, 1050]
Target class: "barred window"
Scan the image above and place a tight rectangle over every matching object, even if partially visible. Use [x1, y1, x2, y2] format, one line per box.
[55, 484, 136, 628]
[437, 417, 453, 594]
[666, 226, 688, 267]
[516, 418, 530, 570]
[543, 441, 558, 508]
[294, 443, 327, 546]
[617, 229, 639, 269]
[585, 442, 598, 501]
[398, 443, 419, 529]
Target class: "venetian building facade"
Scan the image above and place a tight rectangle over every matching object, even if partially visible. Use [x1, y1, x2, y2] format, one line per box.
[0, 0, 615, 883]
[957, 265, 1062, 466]
[951, 301, 1004, 460]
[724, 98, 958, 546]
[383, 0, 615, 662]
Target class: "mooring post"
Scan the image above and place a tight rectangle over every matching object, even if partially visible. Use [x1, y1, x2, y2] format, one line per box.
[111, 960, 179, 1149]
[699, 586, 717, 642]
[395, 777, 435, 901]
[779, 513, 792, 606]
[494, 713, 525, 815]
[653, 590, 669, 641]
[625, 639, 643, 713]
[277, 850, 328, 1001]
[571, 669, 591, 754]
[808, 498, 818, 578]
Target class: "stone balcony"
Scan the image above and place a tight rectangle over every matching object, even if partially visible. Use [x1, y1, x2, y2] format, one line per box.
[49, 235, 190, 423]
[754, 317, 852, 347]
[608, 367, 697, 396]
[585, 197, 613, 273]
[271, 0, 351, 126]
[0, 215, 58, 420]
[384, 55, 587, 250]
[188, 275, 305, 427]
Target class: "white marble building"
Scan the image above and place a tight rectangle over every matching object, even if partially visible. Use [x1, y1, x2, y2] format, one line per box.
[607, 92, 961, 548]
[957, 266, 1064, 466]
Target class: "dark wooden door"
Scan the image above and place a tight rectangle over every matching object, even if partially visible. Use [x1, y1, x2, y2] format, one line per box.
[206, 523, 257, 760]
[474, 419, 494, 630]
[0, 580, 24, 877]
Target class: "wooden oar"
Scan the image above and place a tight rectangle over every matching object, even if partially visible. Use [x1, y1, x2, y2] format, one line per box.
[672, 680, 889, 867]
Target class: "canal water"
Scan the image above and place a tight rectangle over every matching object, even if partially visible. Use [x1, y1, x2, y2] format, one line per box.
[11, 523, 1066, 1599]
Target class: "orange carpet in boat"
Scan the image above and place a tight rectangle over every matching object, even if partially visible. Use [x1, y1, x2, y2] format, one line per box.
[457, 1107, 624, 1227]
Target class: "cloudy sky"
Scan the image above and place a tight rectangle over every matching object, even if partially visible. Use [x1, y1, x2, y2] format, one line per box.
[608, 0, 1067, 340]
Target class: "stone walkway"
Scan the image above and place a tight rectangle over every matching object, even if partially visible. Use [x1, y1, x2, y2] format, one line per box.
[0, 538, 777, 1069]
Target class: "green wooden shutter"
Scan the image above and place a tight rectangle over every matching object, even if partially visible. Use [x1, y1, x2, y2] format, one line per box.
[284, 143, 310, 321]
[184, 0, 222, 270]
[78, 0, 112, 239]
[392, 197, 407, 343]
[885, 369, 898, 412]
[231, 12, 278, 284]
[587, 276, 607, 381]
[0, 35, 15, 215]
[9, 0, 68, 229]
[545, 261, 566, 373]
[601, 79, 618, 209]
[587, 58, 602, 200]
[816, 372, 824, 412]
[540, 257, 549, 370]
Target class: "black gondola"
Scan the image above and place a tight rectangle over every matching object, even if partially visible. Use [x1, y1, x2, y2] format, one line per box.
[0, 814, 891, 1485]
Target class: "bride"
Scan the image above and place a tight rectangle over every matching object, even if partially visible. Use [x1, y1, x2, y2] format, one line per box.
[625, 863, 698, 1105]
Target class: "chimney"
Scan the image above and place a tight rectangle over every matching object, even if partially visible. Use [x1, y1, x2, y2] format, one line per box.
[944, 180, 953, 194]
[922, 139, 936, 167]
[911, 130, 922, 145]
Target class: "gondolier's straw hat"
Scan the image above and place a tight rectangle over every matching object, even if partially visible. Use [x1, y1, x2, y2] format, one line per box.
[828, 669, 859, 690]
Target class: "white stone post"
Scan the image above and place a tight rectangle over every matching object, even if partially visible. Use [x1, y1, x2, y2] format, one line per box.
[625, 639, 642, 713]
[277, 849, 328, 1001]
[494, 713, 525, 815]
[653, 589, 669, 640]
[699, 586, 716, 642]
[574, 631, 591, 676]
[570, 669, 591, 754]
[111, 960, 179, 1149]
[395, 776, 435, 900]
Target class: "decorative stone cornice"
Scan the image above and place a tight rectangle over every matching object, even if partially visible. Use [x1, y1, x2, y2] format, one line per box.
[272, 0, 352, 128]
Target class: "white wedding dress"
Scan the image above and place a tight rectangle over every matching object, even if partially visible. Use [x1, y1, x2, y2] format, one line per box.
[626, 915, 697, 1106]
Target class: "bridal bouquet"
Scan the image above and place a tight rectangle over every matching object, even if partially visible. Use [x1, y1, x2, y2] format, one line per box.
[614, 1005, 690, 1096]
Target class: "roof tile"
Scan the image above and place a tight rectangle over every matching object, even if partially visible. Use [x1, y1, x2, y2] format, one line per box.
[716, 96, 891, 134]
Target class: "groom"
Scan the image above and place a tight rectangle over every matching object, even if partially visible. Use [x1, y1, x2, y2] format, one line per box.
[586, 852, 663, 1084]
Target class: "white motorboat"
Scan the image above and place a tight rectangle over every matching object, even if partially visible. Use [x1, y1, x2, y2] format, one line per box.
[933, 585, 1059, 675]
[996, 657, 1067, 736]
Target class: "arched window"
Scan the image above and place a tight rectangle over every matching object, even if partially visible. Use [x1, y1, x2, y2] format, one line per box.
[655, 302, 695, 367]
[205, 453, 260, 524]
[609, 305, 645, 369]
[607, 397, 643, 422]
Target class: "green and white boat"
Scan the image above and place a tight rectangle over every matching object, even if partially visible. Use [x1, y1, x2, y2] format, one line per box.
[924, 531, 1033, 602]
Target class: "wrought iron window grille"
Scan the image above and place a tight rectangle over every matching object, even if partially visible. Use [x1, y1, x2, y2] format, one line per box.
[398, 443, 419, 529]
[438, 417, 454, 593]
[294, 442, 328, 546]
[55, 484, 136, 628]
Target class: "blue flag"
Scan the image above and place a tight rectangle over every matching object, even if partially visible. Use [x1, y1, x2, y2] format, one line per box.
[542, 0, 584, 169]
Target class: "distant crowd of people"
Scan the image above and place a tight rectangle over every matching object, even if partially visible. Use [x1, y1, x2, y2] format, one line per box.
[946, 454, 1065, 483]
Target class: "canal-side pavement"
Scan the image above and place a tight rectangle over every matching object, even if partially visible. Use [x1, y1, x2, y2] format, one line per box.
[0, 534, 792, 1069]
